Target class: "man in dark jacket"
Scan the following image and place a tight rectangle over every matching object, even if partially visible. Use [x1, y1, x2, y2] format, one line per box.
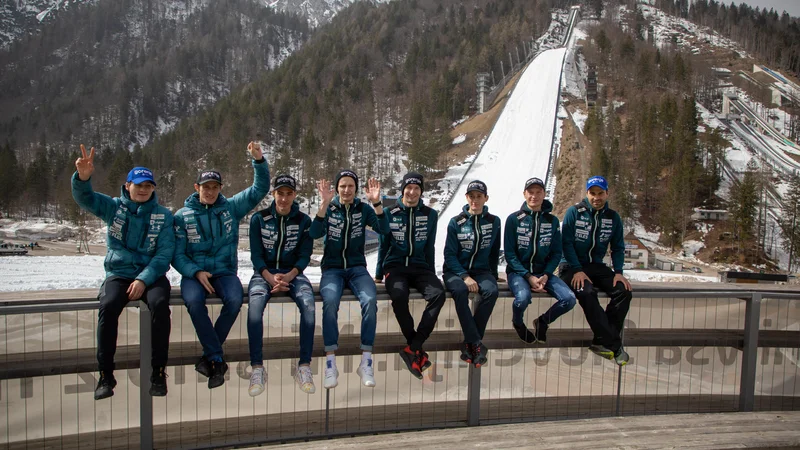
[310, 170, 386, 389]
[173, 141, 270, 389]
[71, 144, 174, 400]
[246, 174, 315, 396]
[442, 180, 500, 367]
[378, 172, 445, 379]
[505, 177, 576, 345]
[560, 176, 633, 366]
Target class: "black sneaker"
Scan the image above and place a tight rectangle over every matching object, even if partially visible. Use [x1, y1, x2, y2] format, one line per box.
[513, 322, 536, 343]
[459, 343, 473, 363]
[473, 342, 489, 368]
[208, 359, 228, 389]
[94, 371, 117, 400]
[195, 356, 212, 378]
[532, 317, 548, 343]
[399, 346, 423, 379]
[150, 366, 168, 396]
[418, 350, 432, 372]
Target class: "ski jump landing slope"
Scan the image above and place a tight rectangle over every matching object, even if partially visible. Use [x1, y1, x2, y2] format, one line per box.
[432, 47, 567, 271]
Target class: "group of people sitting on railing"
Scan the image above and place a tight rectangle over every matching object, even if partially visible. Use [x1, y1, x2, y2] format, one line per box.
[71, 142, 633, 402]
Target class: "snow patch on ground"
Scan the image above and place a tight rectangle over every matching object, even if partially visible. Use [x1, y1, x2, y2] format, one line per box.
[682, 239, 705, 257]
[452, 134, 466, 145]
[0, 253, 323, 292]
[572, 110, 588, 134]
[625, 269, 717, 283]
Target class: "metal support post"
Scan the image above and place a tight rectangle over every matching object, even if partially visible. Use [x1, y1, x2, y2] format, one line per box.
[325, 389, 331, 435]
[739, 294, 761, 411]
[466, 293, 481, 426]
[139, 300, 153, 450]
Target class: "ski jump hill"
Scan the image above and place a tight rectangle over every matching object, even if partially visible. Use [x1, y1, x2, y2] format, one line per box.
[432, 47, 568, 268]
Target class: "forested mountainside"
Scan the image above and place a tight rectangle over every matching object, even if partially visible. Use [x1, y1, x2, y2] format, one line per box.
[655, 0, 800, 79]
[0, 0, 310, 161]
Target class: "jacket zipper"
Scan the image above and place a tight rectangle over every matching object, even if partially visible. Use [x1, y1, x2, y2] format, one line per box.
[406, 207, 414, 267]
[468, 214, 480, 269]
[275, 215, 285, 270]
[589, 209, 599, 263]
[529, 212, 539, 273]
[342, 204, 350, 269]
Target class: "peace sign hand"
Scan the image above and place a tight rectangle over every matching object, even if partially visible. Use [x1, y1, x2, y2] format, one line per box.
[365, 177, 382, 204]
[75, 144, 95, 181]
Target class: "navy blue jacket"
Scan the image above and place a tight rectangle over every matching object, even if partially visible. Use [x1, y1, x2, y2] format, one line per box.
[504, 200, 561, 278]
[443, 205, 501, 279]
[561, 198, 625, 274]
[249, 201, 312, 274]
[376, 198, 438, 273]
[309, 196, 388, 270]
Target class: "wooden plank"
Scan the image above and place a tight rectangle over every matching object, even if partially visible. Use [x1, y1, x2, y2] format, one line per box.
[3, 396, 797, 450]
[4, 327, 798, 379]
[3, 281, 798, 307]
[10, 327, 795, 380]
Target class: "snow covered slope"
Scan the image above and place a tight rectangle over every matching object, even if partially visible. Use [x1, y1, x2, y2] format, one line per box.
[432, 48, 567, 271]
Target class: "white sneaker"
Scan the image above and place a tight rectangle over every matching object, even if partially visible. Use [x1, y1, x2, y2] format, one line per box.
[295, 365, 316, 394]
[323, 360, 339, 389]
[248, 366, 266, 397]
[357, 358, 376, 387]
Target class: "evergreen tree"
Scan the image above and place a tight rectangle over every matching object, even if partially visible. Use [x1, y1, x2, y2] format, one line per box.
[0, 141, 22, 216]
[729, 160, 760, 247]
[779, 175, 800, 272]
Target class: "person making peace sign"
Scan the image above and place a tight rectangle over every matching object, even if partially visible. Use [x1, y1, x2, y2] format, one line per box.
[71, 144, 175, 400]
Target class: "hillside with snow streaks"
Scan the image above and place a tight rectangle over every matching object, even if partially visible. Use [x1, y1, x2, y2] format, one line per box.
[432, 48, 567, 269]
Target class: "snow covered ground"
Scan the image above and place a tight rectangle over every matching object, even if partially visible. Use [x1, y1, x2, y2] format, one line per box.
[0, 253, 323, 292]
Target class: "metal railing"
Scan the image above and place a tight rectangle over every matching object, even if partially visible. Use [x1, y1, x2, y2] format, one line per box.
[1, 284, 799, 449]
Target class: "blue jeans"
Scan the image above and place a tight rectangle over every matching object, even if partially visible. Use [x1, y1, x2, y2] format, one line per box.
[181, 274, 244, 361]
[443, 271, 499, 345]
[319, 266, 377, 352]
[247, 271, 316, 365]
[509, 272, 576, 326]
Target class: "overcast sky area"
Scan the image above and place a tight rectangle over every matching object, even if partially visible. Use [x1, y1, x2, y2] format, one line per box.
[736, 0, 800, 17]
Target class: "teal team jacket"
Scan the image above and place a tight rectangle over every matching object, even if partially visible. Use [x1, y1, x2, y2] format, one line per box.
[172, 159, 270, 277]
[71, 172, 175, 286]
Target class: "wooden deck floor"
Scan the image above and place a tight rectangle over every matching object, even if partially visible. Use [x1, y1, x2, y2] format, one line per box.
[266, 411, 800, 449]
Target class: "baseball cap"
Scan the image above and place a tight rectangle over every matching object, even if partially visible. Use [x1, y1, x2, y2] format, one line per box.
[273, 174, 297, 191]
[586, 175, 608, 191]
[466, 180, 488, 195]
[127, 167, 156, 186]
[197, 170, 222, 185]
[524, 177, 545, 191]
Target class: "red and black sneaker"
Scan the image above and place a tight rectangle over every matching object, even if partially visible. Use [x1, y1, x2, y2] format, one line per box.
[473, 342, 489, 368]
[399, 346, 423, 379]
[459, 343, 474, 363]
[418, 350, 432, 373]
